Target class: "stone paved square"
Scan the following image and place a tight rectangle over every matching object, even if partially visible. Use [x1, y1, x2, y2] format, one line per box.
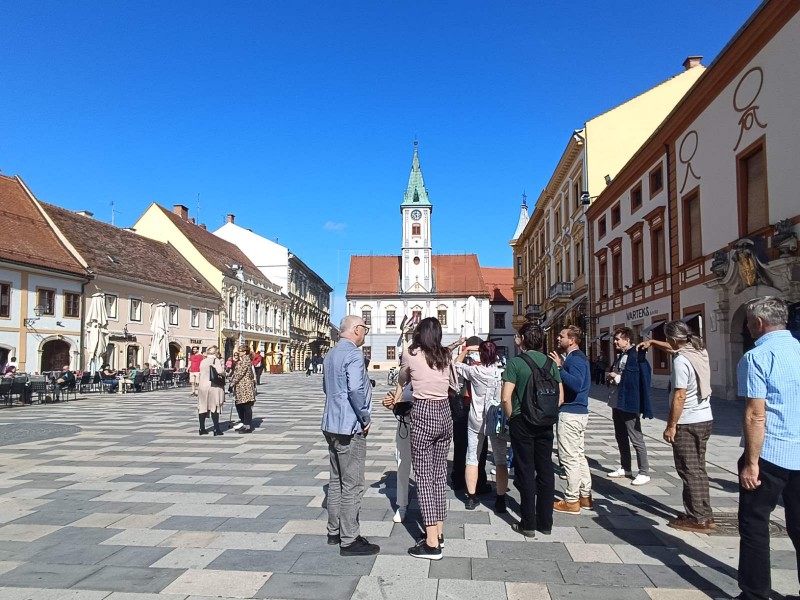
[0, 374, 796, 599]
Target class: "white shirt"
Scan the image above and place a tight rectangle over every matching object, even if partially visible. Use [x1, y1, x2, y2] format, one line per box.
[455, 362, 502, 432]
[672, 354, 713, 424]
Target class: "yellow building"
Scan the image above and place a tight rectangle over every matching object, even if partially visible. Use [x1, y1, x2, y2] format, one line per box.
[511, 57, 706, 352]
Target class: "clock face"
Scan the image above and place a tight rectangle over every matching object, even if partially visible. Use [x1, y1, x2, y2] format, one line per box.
[410, 209, 422, 220]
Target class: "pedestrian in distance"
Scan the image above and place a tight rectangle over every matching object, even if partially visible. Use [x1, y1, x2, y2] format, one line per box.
[639, 320, 714, 533]
[188, 346, 203, 397]
[454, 339, 508, 514]
[549, 326, 593, 515]
[197, 346, 226, 436]
[397, 317, 457, 560]
[735, 296, 800, 600]
[501, 322, 563, 537]
[305, 355, 313, 377]
[606, 327, 653, 486]
[252, 350, 264, 385]
[230, 345, 257, 434]
[321, 315, 379, 557]
[595, 351, 608, 386]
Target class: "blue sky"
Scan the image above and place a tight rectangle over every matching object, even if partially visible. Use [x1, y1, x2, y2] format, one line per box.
[1, 1, 760, 321]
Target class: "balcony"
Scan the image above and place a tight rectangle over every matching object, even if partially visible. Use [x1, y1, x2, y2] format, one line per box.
[524, 303, 541, 318]
[549, 281, 574, 300]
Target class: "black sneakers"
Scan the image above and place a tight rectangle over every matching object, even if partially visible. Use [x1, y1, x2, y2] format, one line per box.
[408, 539, 442, 560]
[494, 494, 507, 514]
[340, 536, 380, 556]
[416, 534, 444, 548]
[465, 495, 479, 510]
[327, 533, 340, 546]
[511, 522, 537, 537]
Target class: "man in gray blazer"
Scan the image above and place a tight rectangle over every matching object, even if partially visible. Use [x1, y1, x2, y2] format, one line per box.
[322, 315, 379, 556]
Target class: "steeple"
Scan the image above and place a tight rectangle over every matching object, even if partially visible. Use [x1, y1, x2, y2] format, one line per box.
[511, 191, 529, 242]
[401, 140, 431, 211]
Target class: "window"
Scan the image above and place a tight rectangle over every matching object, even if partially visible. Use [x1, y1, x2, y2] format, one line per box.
[575, 240, 583, 276]
[516, 255, 522, 277]
[738, 141, 768, 236]
[683, 191, 703, 262]
[105, 294, 118, 319]
[494, 312, 505, 329]
[191, 308, 200, 328]
[611, 204, 621, 227]
[129, 298, 142, 322]
[386, 346, 396, 361]
[386, 310, 396, 326]
[573, 176, 582, 209]
[651, 227, 666, 277]
[599, 259, 608, 297]
[612, 252, 623, 293]
[0, 283, 10, 318]
[38, 289, 55, 315]
[168, 304, 179, 326]
[650, 166, 663, 196]
[437, 309, 447, 326]
[362, 346, 371, 361]
[412, 223, 421, 236]
[412, 310, 422, 321]
[565, 248, 571, 282]
[632, 238, 644, 285]
[64, 292, 81, 318]
[598, 216, 607, 239]
[362, 309, 371, 326]
[206, 309, 214, 329]
[554, 208, 561, 233]
[630, 184, 643, 212]
[516, 294, 523, 315]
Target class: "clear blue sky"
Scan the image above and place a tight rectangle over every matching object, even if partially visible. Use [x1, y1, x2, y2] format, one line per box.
[1, 1, 760, 321]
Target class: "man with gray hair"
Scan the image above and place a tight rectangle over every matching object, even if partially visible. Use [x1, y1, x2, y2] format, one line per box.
[736, 296, 800, 600]
[321, 315, 379, 556]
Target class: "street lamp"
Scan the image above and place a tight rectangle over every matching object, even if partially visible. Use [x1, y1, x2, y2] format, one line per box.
[24, 304, 45, 328]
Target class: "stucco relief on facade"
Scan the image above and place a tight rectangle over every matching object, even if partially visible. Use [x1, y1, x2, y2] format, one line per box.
[678, 130, 701, 193]
[733, 66, 767, 151]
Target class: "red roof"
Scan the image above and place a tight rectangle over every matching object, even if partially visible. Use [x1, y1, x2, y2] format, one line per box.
[481, 267, 514, 303]
[0, 175, 86, 277]
[155, 204, 274, 289]
[347, 254, 489, 298]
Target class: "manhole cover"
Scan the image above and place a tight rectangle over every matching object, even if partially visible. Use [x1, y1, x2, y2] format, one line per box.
[711, 512, 788, 537]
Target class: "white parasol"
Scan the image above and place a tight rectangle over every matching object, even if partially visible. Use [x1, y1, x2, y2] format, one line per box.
[464, 296, 479, 339]
[85, 293, 109, 372]
[149, 303, 170, 367]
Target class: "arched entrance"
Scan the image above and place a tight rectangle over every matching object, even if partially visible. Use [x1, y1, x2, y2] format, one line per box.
[729, 304, 755, 391]
[41, 339, 71, 372]
[168, 342, 181, 369]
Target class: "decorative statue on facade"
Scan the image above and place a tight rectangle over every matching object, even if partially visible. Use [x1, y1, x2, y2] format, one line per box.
[773, 219, 798, 257]
[726, 238, 774, 294]
[710, 250, 730, 278]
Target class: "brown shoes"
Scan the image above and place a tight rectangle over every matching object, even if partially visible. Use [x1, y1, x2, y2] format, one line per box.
[553, 499, 581, 514]
[579, 495, 593, 510]
[667, 515, 714, 533]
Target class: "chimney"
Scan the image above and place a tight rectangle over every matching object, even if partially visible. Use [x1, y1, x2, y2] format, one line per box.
[683, 55, 703, 70]
[200, 224, 207, 230]
[227, 214, 235, 224]
[189, 217, 195, 224]
[173, 204, 189, 220]
[75, 210, 94, 218]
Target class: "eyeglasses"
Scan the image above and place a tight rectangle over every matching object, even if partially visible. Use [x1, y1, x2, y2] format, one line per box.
[356, 325, 370, 334]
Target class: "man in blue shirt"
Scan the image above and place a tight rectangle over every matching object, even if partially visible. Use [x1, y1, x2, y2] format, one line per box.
[321, 315, 379, 557]
[549, 326, 592, 514]
[736, 296, 800, 600]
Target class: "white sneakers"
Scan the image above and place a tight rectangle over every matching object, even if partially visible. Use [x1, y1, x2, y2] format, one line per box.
[607, 469, 650, 486]
[393, 508, 407, 523]
[607, 468, 631, 478]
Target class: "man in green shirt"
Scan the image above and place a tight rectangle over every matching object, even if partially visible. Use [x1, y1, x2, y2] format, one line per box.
[501, 322, 563, 537]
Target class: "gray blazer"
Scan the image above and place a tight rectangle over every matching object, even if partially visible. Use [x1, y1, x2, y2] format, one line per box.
[321, 339, 372, 435]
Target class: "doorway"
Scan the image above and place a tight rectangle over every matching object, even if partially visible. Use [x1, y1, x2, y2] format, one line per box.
[41, 339, 71, 373]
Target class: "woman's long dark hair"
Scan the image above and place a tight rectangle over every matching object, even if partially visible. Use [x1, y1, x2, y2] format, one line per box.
[409, 317, 450, 371]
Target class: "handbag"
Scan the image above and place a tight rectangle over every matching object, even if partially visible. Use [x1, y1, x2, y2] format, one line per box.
[393, 401, 413, 439]
[210, 365, 225, 387]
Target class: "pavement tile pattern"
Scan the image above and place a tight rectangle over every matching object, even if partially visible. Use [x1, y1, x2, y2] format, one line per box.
[0, 373, 795, 599]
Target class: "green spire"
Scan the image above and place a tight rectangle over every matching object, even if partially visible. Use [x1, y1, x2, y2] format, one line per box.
[401, 141, 431, 208]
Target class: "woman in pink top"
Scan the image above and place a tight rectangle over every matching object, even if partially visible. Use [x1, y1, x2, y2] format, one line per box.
[397, 317, 456, 560]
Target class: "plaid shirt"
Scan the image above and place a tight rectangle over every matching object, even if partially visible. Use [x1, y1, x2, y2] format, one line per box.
[737, 330, 800, 470]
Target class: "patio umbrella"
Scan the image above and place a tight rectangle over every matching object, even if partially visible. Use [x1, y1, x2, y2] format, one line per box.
[149, 303, 170, 367]
[464, 296, 479, 339]
[85, 293, 108, 372]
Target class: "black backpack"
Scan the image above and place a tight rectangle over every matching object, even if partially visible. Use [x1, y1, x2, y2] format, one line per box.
[518, 353, 560, 427]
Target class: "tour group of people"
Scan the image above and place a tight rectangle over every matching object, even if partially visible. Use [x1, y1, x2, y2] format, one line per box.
[321, 296, 800, 600]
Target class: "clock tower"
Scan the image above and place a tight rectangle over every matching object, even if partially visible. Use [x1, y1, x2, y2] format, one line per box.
[401, 142, 433, 293]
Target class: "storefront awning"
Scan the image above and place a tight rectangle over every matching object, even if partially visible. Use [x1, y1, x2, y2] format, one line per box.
[681, 312, 702, 323]
[591, 332, 611, 342]
[540, 307, 566, 330]
[641, 321, 665, 337]
[561, 294, 588, 319]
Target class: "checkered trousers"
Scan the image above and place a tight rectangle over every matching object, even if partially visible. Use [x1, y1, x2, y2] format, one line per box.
[410, 399, 453, 526]
[673, 420, 713, 522]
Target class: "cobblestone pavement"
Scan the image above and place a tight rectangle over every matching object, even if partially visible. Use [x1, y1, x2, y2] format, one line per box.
[0, 373, 796, 599]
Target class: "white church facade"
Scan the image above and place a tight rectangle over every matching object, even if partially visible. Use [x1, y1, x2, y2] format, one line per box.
[346, 144, 493, 370]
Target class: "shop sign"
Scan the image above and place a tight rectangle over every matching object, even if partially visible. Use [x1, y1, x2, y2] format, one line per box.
[190, 339, 203, 345]
[625, 305, 660, 321]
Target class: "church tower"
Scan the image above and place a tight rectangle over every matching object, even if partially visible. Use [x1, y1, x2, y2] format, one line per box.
[400, 141, 433, 293]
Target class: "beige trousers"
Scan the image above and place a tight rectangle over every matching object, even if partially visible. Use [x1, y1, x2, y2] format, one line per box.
[557, 412, 592, 502]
